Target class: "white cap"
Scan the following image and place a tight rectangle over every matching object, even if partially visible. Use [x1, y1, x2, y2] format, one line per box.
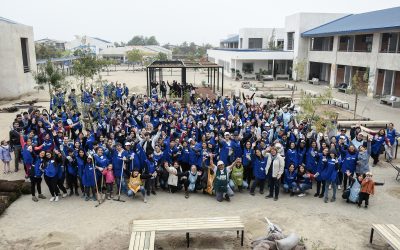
[125, 142, 131, 146]
[217, 160, 224, 166]
[224, 132, 230, 136]
[265, 122, 270, 126]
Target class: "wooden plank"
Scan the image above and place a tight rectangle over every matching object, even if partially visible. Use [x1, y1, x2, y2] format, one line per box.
[128, 232, 135, 250]
[374, 225, 400, 250]
[138, 232, 145, 250]
[149, 231, 155, 250]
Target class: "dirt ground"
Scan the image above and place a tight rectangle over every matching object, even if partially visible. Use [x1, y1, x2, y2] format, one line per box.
[0, 71, 399, 250]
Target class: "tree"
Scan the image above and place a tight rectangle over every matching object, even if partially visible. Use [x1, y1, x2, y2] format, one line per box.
[351, 69, 368, 119]
[34, 61, 65, 99]
[98, 58, 116, 76]
[35, 44, 63, 60]
[72, 50, 103, 87]
[145, 36, 159, 45]
[298, 88, 336, 133]
[267, 28, 277, 50]
[155, 52, 168, 61]
[126, 49, 144, 71]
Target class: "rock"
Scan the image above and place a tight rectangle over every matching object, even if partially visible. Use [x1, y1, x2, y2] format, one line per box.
[0, 192, 20, 204]
[0, 200, 6, 216]
[0, 182, 22, 192]
[20, 182, 31, 195]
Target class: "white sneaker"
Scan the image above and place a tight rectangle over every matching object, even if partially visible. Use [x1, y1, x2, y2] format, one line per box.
[55, 196, 59, 202]
[143, 196, 148, 203]
[298, 193, 306, 197]
[338, 185, 341, 190]
[50, 197, 55, 202]
[62, 193, 67, 198]
[328, 184, 332, 190]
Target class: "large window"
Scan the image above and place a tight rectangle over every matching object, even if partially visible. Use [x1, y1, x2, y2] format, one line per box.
[338, 36, 354, 51]
[310, 37, 334, 51]
[354, 34, 373, 52]
[248, 38, 263, 49]
[380, 33, 399, 53]
[20, 38, 30, 73]
[242, 63, 254, 73]
[287, 32, 294, 50]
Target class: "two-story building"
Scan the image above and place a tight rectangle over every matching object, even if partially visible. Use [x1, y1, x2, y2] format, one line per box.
[302, 6, 400, 98]
[207, 13, 347, 80]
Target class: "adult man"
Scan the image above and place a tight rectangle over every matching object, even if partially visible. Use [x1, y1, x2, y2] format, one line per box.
[9, 121, 22, 172]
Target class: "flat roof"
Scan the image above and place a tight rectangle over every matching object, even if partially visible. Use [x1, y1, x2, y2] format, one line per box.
[302, 6, 400, 37]
[147, 60, 222, 68]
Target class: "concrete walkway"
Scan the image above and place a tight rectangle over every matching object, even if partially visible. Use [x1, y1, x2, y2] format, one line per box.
[295, 82, 400, 125]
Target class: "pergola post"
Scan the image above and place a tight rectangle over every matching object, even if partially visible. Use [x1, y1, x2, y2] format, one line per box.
[217, 68, 220, 91]
[221, 67, 224, 96]
[213, 68, 216, 93]
[181, 68, 186, 84]
[146, 67, 150, 96]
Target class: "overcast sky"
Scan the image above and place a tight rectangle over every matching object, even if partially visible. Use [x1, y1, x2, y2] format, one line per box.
[1, 0, 399, 46]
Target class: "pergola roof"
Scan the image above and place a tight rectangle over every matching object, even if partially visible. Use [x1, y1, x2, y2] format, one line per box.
[147, 60, 222, 68]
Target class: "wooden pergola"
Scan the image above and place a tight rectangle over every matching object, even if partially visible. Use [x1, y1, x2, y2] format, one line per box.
[146, 60, 224, 96]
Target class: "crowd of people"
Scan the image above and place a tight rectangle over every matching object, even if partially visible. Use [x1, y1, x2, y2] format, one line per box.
[4, 80, 398, 208]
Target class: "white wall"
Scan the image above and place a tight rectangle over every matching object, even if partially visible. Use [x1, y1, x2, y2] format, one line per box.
[0, 21, 37, 99]
[239, 28, 285, 49]
[66, 35, 114, 54]
[285, 13, 349, 80]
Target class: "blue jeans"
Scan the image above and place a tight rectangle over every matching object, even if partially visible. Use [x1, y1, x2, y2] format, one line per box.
[115, 176, 127, 195]
[229, 179, 249, 191]
[127, 187, 145, 197]
[298, 183, 312, 192]
[324, 180, 337, 200]
[283, 182, 298, 192]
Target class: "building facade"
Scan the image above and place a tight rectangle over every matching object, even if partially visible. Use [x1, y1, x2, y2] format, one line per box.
[0, 17, 37, 99]
[99, 45, 172, 63]
[65, 35, 114, 55]
[35, 38, 66, 51]
[302, 7, 400, 98]
[208, 13, 346, 80]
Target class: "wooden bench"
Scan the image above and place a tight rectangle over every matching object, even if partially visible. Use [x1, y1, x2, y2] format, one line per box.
[129, 231, 155, 250]
[261, 75, 274, 81]
[370, 224, 400, 250]
[337, 120, 390, 129]
[285, 83, 297, 90]
[308, 78, 319, 85]
[380, 96, 400, 108]
[276, 74, 290, 80]
[338, 87, 352, 94]
[328, 98, 350, 109]
[131, 216, 245, 248]
[304, 90, 319, 97]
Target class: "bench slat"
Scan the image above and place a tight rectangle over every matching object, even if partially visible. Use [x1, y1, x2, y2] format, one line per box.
[373, 224, 400, 250]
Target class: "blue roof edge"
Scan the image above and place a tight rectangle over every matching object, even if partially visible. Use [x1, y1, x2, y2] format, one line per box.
[301, 14, 353, 37]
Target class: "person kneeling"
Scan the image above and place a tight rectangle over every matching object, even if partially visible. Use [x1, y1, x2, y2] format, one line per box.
[127, 169, 150, 203]
[183, 165, 202, 199]
[211, 160, 232, 202]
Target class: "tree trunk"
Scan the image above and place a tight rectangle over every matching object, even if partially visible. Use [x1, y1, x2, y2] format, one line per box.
[353, 93, 358, 119]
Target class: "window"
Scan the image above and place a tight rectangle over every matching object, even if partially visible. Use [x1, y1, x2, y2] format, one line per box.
[276, 40, 284, 50]
[287, 32, 294, 50]
[242, 63, 254, 73]
[20, 38, 30, 73]
[248, 38, 262, 49]
[380, 33, 399, 53]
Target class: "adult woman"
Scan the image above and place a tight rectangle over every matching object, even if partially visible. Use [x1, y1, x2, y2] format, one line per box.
[242, 141, 254, 188]
[183, 165, 202, 198]
[323, 151, 339, 203]
[296, 164, 314, 197]
[314, 148, 329, 198]
[370, 129, 387, 166]
[283, 163, 297, 196]
[265, 147, 284, 201]
[250, 149, 267, 195]
[43, 152, 60, 202]
[341, 145, 358, 190]
[30, 150, 46, 202]
[385, 123, 398, 163]
[229, 157, 248, 192]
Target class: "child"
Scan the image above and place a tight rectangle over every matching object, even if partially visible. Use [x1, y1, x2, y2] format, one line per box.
[0, 140, 12, 174]
[102, 164, 115, 199]
[358, 172, 375, 209]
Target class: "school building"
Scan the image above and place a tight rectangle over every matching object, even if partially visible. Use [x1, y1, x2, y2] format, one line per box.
[207, 6, 400, 98]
